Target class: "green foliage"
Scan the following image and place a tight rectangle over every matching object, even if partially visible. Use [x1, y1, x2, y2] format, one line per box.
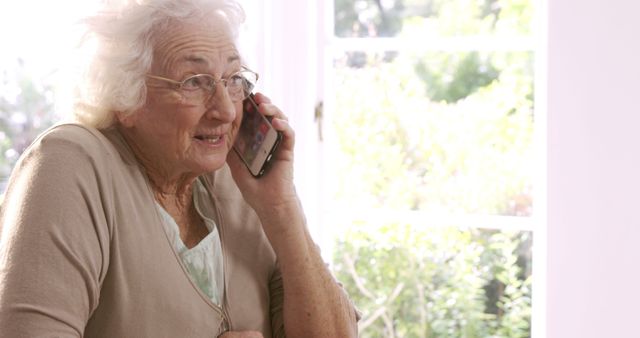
[488, 232, 532, 338]
[331, 50, 534, 334]
[427, 0, 501, 36]
[415, 52, 500, 103]
[333, 223, 531, 337]
[334, 0, 533, 38]
[331, 1, 535, 336]
[334, 0, 406, 37]
[494, 0, 535, 36]
[332, 50, 534, 215]
[0, 60, 59, 189]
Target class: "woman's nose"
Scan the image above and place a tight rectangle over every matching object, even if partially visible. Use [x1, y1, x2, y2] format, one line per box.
[204, 85, 237, 122]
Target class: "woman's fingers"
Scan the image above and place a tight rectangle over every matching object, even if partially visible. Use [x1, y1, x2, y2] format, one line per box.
[252, 92, 271, 104]
[252, 93, 288, 121]
[258, 103, 288, 122]
[261, 104, 288, 120]
[267, 118, 294, 163]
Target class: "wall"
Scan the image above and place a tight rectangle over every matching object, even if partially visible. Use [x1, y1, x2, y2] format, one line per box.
[547, 0, 640, 337]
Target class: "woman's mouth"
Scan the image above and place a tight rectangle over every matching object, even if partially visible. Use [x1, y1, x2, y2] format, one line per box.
[194, 134, 224, 145]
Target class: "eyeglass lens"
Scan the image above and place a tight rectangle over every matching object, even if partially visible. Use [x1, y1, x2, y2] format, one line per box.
[184, 71, 257, 103]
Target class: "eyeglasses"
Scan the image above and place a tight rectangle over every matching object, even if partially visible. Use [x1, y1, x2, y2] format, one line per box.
[146, 66, 258, 103]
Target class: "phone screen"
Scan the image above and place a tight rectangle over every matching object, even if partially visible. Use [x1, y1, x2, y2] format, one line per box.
[232, 94, 282, 177]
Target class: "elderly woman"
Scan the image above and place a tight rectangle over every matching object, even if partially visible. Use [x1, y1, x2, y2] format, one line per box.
[0, 0, 358, 337]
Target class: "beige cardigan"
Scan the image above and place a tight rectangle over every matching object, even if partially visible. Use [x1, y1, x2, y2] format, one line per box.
[0, 124, 288, 337]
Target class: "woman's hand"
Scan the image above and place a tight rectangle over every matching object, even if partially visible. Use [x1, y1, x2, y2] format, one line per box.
[226, 93, 300, 217]
[226, 95, 358, 338]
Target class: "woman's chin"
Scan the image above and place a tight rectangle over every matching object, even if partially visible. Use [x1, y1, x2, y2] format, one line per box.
[197, 155, 230, 174]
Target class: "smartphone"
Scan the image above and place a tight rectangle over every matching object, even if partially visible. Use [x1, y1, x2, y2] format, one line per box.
[232, 93, 282, 177]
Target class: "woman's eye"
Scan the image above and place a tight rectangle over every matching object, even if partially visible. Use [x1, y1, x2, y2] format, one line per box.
[228, 74, 244, 87]
[183, 76, 202, 90]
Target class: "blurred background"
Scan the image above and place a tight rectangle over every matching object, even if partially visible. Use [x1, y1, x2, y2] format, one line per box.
[0, 0, 537, 337]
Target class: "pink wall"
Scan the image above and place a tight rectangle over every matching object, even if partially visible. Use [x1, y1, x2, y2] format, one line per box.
[547, 0, 640, 337]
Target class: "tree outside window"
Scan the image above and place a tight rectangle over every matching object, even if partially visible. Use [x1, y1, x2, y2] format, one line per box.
[327, 0, 535, 336]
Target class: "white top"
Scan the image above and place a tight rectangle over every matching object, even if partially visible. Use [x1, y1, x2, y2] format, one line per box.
[156, 179, 225, 306]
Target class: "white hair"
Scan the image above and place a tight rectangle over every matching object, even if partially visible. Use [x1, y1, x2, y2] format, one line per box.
[73, 0, 245, 129]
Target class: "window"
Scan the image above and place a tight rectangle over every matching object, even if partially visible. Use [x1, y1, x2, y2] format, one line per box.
[320, 0, 538, 336]
[0, 1, 97, 190]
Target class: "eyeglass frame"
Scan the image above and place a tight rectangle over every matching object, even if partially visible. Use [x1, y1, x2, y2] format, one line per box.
[145, 66, 259, 103]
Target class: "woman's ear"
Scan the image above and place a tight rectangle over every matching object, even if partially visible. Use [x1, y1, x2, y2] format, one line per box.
[115, 110, 139, 128]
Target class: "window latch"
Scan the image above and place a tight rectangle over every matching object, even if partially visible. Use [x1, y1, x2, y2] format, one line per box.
[314, 100, 324, 142]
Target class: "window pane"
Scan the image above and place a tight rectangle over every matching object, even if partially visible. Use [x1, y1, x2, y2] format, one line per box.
[330, 50, 534, 216]
[334, 0, 534, 38]
[333, 221, 532, 337]
[0, 60, 60, 190]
